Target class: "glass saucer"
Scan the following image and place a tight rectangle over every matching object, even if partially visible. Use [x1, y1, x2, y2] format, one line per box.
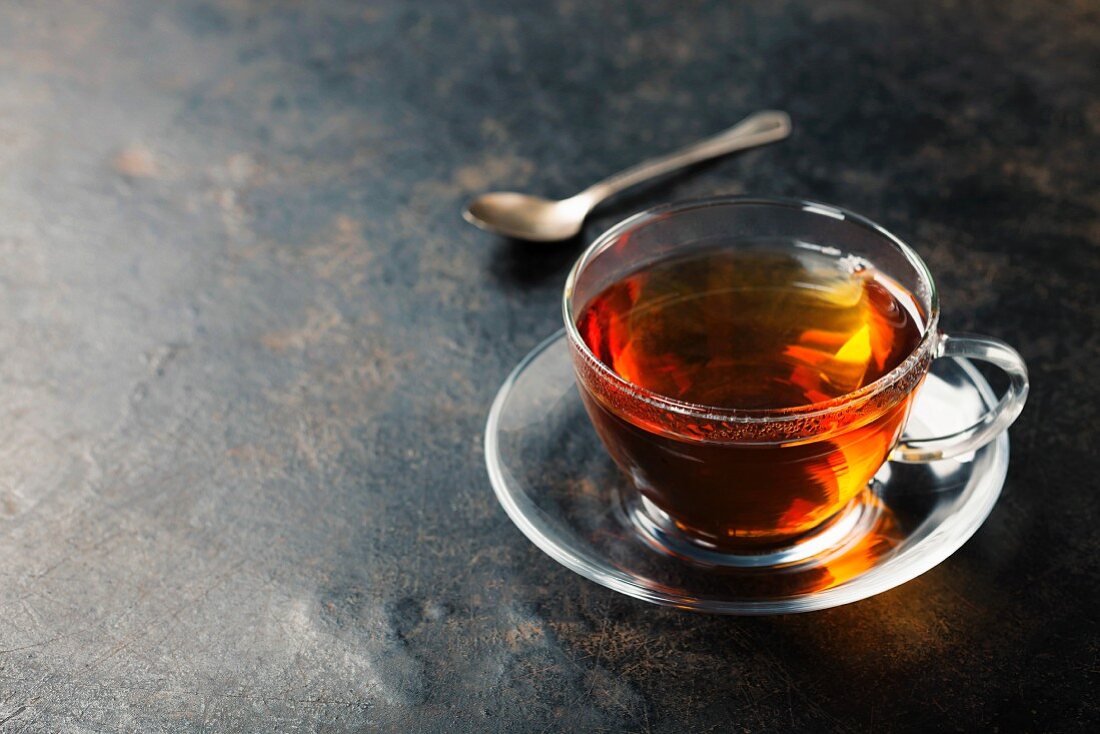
[484, 330, 1009, 615]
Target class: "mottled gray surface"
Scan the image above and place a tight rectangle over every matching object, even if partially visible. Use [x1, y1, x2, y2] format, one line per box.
[0, 1, 1097, 731]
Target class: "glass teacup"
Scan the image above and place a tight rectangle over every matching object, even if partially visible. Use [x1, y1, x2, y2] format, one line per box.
[563, 198, 1028, 566]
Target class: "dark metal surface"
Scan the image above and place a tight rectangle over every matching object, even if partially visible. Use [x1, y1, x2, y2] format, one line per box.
[0, 1, 1096, 731]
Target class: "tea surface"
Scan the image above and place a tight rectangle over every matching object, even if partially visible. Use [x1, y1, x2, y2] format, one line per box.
[577, 243, 924, 410]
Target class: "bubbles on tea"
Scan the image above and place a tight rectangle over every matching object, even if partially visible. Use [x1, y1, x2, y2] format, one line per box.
[838, 253, 872, 275]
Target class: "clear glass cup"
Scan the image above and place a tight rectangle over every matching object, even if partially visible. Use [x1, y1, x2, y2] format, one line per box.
[563, 197, 1028, 566]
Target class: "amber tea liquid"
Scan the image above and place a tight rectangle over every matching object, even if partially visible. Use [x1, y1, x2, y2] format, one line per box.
[575, 242, 925, 550]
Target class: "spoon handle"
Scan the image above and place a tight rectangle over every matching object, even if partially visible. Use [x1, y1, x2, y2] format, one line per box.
[577, 110, 791, 205]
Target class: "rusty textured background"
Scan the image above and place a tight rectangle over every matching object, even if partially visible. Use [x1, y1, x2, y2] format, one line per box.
[0, 1, 1097, 731]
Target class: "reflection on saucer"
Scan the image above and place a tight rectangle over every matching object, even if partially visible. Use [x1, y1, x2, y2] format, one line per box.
[648, 492, 905, 600]
[811, 493, 903, 592]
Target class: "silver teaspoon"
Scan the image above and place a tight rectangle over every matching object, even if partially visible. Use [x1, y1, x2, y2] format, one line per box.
[462, 110, 791, 242]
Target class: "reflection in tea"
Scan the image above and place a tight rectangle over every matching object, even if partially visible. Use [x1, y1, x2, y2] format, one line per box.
[575, 243, 925, 550]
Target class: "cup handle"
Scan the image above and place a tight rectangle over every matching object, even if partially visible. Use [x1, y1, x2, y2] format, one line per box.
[890, 332, 1029, 463]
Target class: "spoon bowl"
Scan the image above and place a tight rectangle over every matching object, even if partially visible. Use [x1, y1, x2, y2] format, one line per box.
[463, 192, 591, 242]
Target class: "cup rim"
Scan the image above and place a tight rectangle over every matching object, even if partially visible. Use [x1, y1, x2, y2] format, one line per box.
[561, 196, 942, 424]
